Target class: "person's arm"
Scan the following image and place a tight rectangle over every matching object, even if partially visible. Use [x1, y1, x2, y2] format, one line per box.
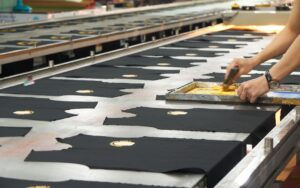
[254, 0, 300, 65]
[237, 34, 300, 103]
[226, 0, 300, 80]
[270, 34, 300, 81]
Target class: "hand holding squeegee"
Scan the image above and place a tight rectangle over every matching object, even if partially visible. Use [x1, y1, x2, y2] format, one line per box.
[223, 66, 239, 91]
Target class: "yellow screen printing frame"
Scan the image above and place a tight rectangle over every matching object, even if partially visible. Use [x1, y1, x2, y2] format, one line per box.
[166, 81, 300, 105]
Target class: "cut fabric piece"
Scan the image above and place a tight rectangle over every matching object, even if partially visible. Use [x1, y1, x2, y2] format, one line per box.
[251, 65, 300, 72]
[209, 30, 272, 36]
[98, 56, 204, 68]
[0, 177, 164, 188]
[167, 41, 244, 49]
[0, 127, 31, 137]
[0, 97, 97, 121]
[26, 135, 244, 188]
[191, 35, 262, 42]
[1, 79, 144, 98]
[194, 72, 300, 84]
[62, 30, 100, 36]
[0, 28, 33, 33]
[194, 72, 254, 83]
[220, 63, 277, 71]
[32, 35, 85, 41]
[104, 107, 276, 144]
[134, 48, 228, 58]
[59, 66, 179, 80]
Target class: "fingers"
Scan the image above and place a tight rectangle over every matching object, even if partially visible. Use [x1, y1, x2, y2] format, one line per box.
[225, 58, 255, 82]
[247, 90, 258, 103]
[237, 84, 247, 101]
[249, 95, 257, 104]
[237, 77, 268, 103]
[225, 59, 240, 81]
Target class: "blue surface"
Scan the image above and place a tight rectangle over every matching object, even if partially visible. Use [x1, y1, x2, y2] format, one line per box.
[268, 91, 300, 99]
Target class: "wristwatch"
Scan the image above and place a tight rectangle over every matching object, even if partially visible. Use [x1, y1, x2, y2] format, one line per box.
[265, 71, 280, 89]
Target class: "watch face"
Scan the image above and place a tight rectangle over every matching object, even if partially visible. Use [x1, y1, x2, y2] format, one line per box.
[269, 81, 280, 89]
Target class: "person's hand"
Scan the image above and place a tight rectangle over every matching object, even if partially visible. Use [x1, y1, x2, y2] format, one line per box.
[225, 58, 258, 81]
[237, 76, 270, 103]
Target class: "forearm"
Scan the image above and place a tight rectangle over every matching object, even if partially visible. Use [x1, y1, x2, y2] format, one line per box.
[254, 27, 299, 64]
[250, 0, 300, 67]
[269, 34, 300, 81]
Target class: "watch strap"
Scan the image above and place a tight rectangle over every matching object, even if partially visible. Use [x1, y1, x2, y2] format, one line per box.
[265, 71, 273, 83]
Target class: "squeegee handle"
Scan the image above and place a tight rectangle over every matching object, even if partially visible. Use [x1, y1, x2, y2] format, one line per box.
[224, 66, 239, 85]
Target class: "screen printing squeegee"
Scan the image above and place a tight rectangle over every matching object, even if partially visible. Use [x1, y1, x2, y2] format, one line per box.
[166, 81, 300, 106]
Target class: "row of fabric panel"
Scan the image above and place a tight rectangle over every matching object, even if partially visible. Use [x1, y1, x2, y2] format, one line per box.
[0, 8, 221, 54]
[0, 28, 261, 53]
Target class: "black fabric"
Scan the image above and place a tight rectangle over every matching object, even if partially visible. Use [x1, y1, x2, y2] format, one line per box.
[59, 65, 179, 80]
[84, 18, 104, 22]
[32, 35, 85, 40]
[62, 30, 100, 35]
[99, 56, 204, 68]
[0, 47, 27, 54]
[252, 65, 300, 72]
[167, 41, 244, 49]
[130, 23, 146, 27]
[156, 95, 166, 101]
[0, 40, 58, 47]
[1, 79, 144, 98]
[0, 28, 33, 33]
[89, 27, 106, 30]
[191, 35, 262, 42]
[26, 135, 245, 188]
[104, 107, 276, 144]
[134, 48, 228, 58]
[59, 21, 85, 25]
[0, 127, 31, 137]
[0, 96, 97, 121]
[0, 177, 163, 188]
[104, 107, 275, 133]
[194, 72, 300, 84]
[209, 30, 272, 36]
[106, 26, 127, 31]
[28, 24, 60, 29]
[194, 72, 255, 83]
[90, 28, 114, 34]
[221, 63, 279, 71]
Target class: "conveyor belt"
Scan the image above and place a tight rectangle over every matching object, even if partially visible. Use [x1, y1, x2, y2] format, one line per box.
[0, 26, 284, 188]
